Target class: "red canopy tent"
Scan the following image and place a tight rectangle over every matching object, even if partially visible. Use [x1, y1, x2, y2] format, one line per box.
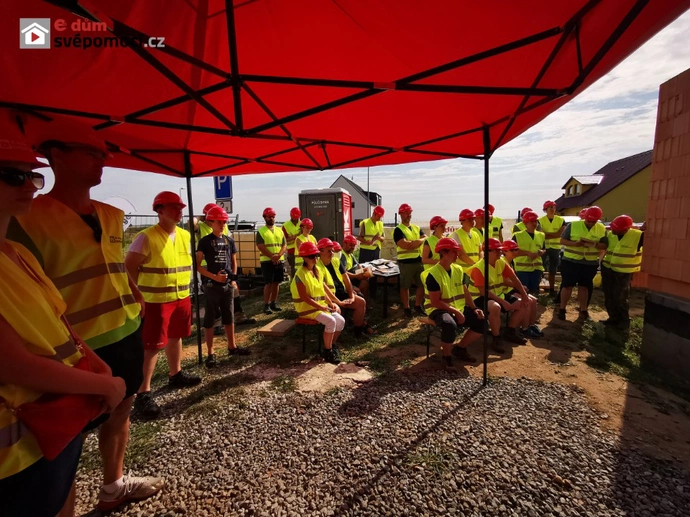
[2, 0, 688, 371]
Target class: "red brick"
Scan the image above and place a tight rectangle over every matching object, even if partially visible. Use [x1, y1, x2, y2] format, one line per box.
[673, 218, 688, 238]
[671, 137, 680, 157]
[677, 93, 685, 116]
[662, 219, 672, 237]
[681, 197, 690, 218]
[659, 179, 668, 198]
[664, 138, 673, 160]
[681, 134, 690, 156]
[674, 112, 690, 137]
[683, 263, 690, 284]
[663, 198, 680, 219]
[660, 100, 669, 121]
[659, 258, 684, 280]
[669, 97, 676, 122]
[659, 238, 677, 259]
[675, 238, 690, 260]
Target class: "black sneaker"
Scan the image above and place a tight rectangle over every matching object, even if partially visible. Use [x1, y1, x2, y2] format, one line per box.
[263, 305, 273, 315]
[504, 327, 527, 345]
[168, 370, 202, 389]
[452, 346, 477, 363]
[205, 354, 217, 369]
[557, 308, 566, 320]
[134, 392, 161, 419]
[414, 305, 425, 316]
[269, 303, 283, 312]
[491, 336, 506, 354]
[322, 348, 341, 365]
[228, 347, 251, 356]
[529, 324, 544, 337]
[403, 307, 413, 318]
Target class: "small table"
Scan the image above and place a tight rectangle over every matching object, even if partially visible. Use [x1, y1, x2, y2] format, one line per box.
[361, 260, 400, 319]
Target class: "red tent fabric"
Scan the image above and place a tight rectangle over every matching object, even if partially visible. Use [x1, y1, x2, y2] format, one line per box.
[1, 0, 688, 177]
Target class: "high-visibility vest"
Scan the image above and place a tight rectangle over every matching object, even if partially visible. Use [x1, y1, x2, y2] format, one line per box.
[137, 225, 192, 303]
[488, 216, 503, 239]
[423, 263, 466, 316]
[513, 231, 546, 273]
[316, 257, 345, 291]
[471, 227, 485, 241]
[1, 243, 83, 479]
[512, 221, 526, 235]
[360, 218, 384, 250]
[294, 234, 317, 267]
[343, 251, 355, 271]
[290, 266, 328, 319]
[283, 219, 301, 252]
[395, 224, 422, 260]
[563, 221, 606, 262]
[257, 225, 285, 262]
[454, 228, 481, 265]
[603, 229, 643, 273]
[467, 258, 507, 299]
[14, 196, 140, 342]
[423, 235, 441, 270]
[538, 215, 565, 249]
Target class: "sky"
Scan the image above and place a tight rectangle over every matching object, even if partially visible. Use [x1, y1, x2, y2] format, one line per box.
[39, 10, 690, 224]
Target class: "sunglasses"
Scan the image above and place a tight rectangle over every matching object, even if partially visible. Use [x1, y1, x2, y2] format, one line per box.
[0, 168, 45, 189]
[306, 254, 319, 260]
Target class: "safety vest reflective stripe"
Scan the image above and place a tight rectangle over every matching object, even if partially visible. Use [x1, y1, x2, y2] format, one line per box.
[360, 219, 383, 250]
[454, 229, 481, 262]
[51, 262, 126, 289]
[140, 266, 192, 274]
[137, 226, 192, 303]
[602, 230, 642, 273]
[292, 296, 325, 302]
[258, 226, 285, 262]
[562, 221, 606, 261]
[283, 220, 300, 251]
[513, 231, 545, 272]
[42, 338, 79, 362]
[467, 259, 506, 297]
[538, 215, 564, 249]
[66, 294, 139, 326]
[396, 224, 422, 260]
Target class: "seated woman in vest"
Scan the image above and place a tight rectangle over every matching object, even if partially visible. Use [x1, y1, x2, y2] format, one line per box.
[499, 240, 543, 339]
[294, 218, 317, 269]
[0, 125, 125, 517]
[315, 238, 376, 338]
[291, 241, 345, 365]
[464, 238, 530, 354]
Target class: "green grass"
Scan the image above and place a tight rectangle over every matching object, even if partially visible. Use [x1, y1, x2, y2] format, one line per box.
[270, 374, 298, 393]
[405, 443, 458, 476]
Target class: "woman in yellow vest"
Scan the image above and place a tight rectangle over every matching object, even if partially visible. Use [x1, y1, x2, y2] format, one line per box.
[421, 216, 447, 271]
[294, 218, 317, 269]
[0, 130, 125, 517]
[290, 241, 345, 364]
[601, 215, 643, 328]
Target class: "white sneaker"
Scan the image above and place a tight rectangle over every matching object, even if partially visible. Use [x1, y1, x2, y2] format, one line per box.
[97, 473, 164, 512]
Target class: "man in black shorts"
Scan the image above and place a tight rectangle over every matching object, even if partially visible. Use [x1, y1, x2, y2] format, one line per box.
[196, 206, 251, 368]
[256, 207, 287, 314]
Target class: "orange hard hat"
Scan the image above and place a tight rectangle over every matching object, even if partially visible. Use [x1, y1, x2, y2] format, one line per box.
[153, 191, 186, 210]
[343, 235, 358, 245]
[373, 206, 385, 217]
[203, 203, 219, 215]
[585, 206, 603, 223]
[332, 241, 342, 252]
[501, 240, 519, 251]
[429, 215, 448, 229]
[205, 206, 229, 222]
[398, 203, 413, 214]
[290, 207, 301, 219]
[459, 208, 475, 221]
[317, 237, 334, 250]
[487, 203, 495, 215]
[520, 207, 533, 217]
[435, 237, 461, 253]
[610, 215, 633, 232]
[522, 211, 539, 223]
[298, 241, 319, 257]
[263, 207, 276, 217]
[474, 208, 485, 219]
[542, 200, 556, 210]
[483, 237, 503, 251]
[300, 218, 314, 229]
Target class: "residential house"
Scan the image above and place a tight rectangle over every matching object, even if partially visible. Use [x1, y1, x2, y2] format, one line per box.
[330, 175, 382, 228]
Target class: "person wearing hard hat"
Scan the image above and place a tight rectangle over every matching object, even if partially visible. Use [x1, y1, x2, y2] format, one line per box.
[511, 207, 536, 235]
[256, 207, 287, 314]
[538, 201, 565, 297]
[451, 209, 482, 266]
[601, 215, 643, 328]
[357, 205, 385, 263]
[472, 208, 486, 240]
[579, 208, 588, 220]
[332, 240, 343, 261]
[197, 203, 226, 239]
[466, 238, 530, 352]
[423, 238, 485, 371]
[196, 206, 251, 369]
[511, 211, 546, 296]
[282, 207, 302, 279]
[9, 118, 163, 511]
[291, 241, 345, 364]
[294, 218, 317, 269]
[421, 216, 448, 271]
[341, 234, 372, 298]
[487, 204, 504, 242]
[0, 119, 127, 517]
[125, 191, 201, 419]
[316, 238, 375, 338]
[500, 240, 544, 339]
[394, 203, 427, 317]
[558, 206, 607, 321]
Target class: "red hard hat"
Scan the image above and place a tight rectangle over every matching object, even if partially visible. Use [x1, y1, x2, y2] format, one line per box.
[459, 208, 475, 221]
[290, 207, 301, 219]
[542, 200, 556, 210]
[579, 208, 588, 219]
[483, 238, 503, 251]
[429, 215, 448, 229]
[205, 206, 229, 222]
[317, 237, 334, 250]
[203, 203, 219, 215]
[344, 235, 358, 245]
[263, 207, 276, 217]
[610, 215, 633, 232]
[32, 116, 110, 156]
[300, 218, 314, 229]
[435, 237, 461, 253]
[153, 191, 186, 210]
[585, 206, 603, 223]
[488, 203, 495, 215]
[501, 240, 519, 251]
[298, 241, 319, 257]
[398, 203, 413, 214]
[474, 208, 485, 219]
[522, 211, 539, 223]
[520, 207, 533, 217]
[373, 206, 385, 217]
[332, 241, 342, 252]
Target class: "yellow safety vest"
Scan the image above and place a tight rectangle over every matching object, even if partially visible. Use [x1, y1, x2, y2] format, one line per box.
[294, 234, 317, 267]
[1, 243, 83, 479]
[360, 218, 384, 250]
[423, 235, 441, 271]
[395, 224, 422, 260]
[290, 266, 328, 319]
[538, 215, 565, 249]
[563, 221, 606, 262]
[137, 225, 192, 303]
[467, 258, 507, 299]
[316, 257, 345, 291]
[488, 216, 503, 239]
[603, 229, 642, 273]
[14, 196, 140, 344]
[454, 228, 481, 265]
[258, 225, 285, 262]
[343, 251, 355, 271]
[511, 221, 526, 235]
[283, 220, 301, 252]
[423, 263, 466, 316]
[513, 230, 546, 273]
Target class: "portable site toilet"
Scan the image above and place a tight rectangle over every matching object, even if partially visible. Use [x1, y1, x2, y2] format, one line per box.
[298, 188, 353, 243]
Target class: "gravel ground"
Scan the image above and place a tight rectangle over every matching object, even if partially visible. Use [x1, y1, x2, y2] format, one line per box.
[75, 373, 690, 516]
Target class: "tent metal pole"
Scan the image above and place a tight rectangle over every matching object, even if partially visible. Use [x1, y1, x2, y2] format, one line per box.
[184, 152, 203, 365]
[482, 126, 491, 387]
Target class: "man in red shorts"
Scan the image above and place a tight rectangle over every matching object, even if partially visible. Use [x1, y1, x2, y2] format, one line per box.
[125, 191, 201, 419]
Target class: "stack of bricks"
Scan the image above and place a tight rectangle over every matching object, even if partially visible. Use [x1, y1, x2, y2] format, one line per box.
[643, 67, 690, 300]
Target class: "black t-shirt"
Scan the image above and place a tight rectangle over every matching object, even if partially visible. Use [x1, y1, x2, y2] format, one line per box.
[326, 261, 348, 295]
[198, 234, 237, 278]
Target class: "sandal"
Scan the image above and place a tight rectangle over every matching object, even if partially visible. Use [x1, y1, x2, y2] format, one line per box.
[363, 322, 378, 335]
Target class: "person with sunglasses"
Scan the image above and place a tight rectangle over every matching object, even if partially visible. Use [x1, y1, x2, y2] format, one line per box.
[0, 120, 126, 517]
[8, 117, 164, 512]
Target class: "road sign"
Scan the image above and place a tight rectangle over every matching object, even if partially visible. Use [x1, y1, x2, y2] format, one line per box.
[216, 198, 232, 213]
[214, 176, 232, 199]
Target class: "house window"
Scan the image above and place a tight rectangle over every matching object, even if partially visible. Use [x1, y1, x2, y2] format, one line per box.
[575, 184, 581, 195]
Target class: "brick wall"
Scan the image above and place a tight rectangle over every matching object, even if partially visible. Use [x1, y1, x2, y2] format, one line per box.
[643, 67, 690, 301]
